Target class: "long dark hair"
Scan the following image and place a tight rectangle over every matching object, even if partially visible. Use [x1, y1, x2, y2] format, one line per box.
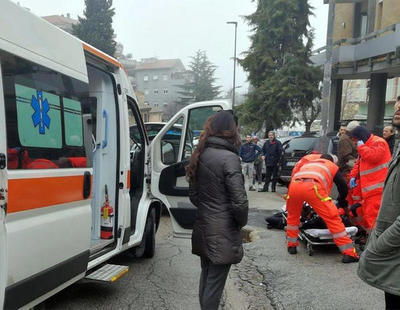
[185, 111, 240, 183]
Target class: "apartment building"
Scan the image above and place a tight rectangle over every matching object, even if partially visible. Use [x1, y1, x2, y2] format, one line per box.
[313, 0, 400, 133]
[133, 58, 190, 120]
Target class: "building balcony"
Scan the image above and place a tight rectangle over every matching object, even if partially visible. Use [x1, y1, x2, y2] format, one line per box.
[311, 23, 400, 79]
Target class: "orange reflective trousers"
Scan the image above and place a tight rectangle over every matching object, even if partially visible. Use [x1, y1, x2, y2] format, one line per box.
[286, 180, 358, 258]
[362, 193, 381, 232]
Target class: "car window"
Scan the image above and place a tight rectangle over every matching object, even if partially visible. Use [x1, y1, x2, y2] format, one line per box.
[130, 125, 140, 142]
[3, 52, 88, 169]
[161, 117, 183, 165]
[145, 124, 165, 140]
[182, 106, 222, 161]
[284, 137, 317, 153]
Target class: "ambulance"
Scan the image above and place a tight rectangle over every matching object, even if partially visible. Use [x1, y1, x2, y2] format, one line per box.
[0, 1, 231, 308]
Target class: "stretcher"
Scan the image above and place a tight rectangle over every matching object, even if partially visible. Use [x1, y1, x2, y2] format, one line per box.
[281, 204, 358, 256]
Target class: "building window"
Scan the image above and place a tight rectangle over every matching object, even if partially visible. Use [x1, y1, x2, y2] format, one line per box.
[360, 14, 368, 37]
[376, 1, 383, 30]
[153, 75, 159, 81]
[163, 89, 168, 94]
[154, 89, 159, 94]
[353, 3, 368, 38]
[144, 89, 149, 95]
[163, 74, 168, 81]
[144, 75, 149, 81]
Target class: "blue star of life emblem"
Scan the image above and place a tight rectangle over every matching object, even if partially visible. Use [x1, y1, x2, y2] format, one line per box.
[31, 90, 51, 135]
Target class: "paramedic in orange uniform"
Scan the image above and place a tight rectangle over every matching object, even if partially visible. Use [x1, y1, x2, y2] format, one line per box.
[348, 126, 391, 233]
[286, 154, 359, 263]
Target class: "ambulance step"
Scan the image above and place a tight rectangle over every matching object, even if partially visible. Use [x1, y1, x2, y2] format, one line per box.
[85, 264, 129, 283]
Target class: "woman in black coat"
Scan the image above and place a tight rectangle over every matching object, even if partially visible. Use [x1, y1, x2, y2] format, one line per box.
[186, 111, 249, 310]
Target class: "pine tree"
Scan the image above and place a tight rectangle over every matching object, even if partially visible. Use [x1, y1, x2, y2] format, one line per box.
[73, 0, 117, 56]
[178, 50, 221, 105]
[239, 0, 322, 134]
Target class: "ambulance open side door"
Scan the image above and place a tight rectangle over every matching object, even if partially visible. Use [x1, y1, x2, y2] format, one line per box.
[150, 100, 232, 238]
[0, 64, 7, 310]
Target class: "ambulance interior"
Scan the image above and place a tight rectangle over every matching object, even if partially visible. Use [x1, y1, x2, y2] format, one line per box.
[83, 65, 119, 254]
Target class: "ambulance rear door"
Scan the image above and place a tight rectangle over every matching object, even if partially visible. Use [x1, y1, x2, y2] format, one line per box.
[150, 100, 232, 238]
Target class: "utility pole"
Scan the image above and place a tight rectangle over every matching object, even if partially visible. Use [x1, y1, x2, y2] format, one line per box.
[227, 21, 238, 108]
[320, 0, 335, 149]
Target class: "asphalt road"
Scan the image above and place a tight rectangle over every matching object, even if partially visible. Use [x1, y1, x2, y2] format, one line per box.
[44, 216, 202, 310]
[41, 186, 385, 310]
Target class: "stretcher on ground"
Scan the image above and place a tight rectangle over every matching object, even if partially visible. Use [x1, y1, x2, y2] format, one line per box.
[281, 205, 358, 256]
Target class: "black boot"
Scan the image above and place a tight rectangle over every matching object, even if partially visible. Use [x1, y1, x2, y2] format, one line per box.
[342, 255, 359, 263]
[288, 246, 297, 255]
[259, 184, 269, 192]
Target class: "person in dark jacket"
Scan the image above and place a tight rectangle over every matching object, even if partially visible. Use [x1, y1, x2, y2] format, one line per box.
[239, 135, 262, 191]
[259, 131, 283, 192]
[186, 111, 249, 310]
[252, 135, 264, 190]
[383, 125, 395, 155]
[338, 123, 358, 177]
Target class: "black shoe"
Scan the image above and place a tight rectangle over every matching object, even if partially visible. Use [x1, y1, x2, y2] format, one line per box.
[288, 246, 297, 255]
[342, 255, 359, 263]
[249, 186, 256, 191]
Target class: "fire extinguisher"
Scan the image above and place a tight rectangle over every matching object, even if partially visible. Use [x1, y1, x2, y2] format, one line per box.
[101, 185, 114, 239]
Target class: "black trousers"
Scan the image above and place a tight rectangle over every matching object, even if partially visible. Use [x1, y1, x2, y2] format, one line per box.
[263, 165, 279, 190]
[253, 161, 263, 184]
[199, 257, 231, 310]
[385, 292, 400, 310]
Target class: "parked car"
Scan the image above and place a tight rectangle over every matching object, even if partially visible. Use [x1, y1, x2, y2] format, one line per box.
[130, 122, 167, 142]
[277, 136, 294, 144]
[327, 131, 339, 156]
[278, 133, 320, 184]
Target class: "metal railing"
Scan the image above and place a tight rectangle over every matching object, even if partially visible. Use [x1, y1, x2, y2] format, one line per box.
[312, 23, 397, 56]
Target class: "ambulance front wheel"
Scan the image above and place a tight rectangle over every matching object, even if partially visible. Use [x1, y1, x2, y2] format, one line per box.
[143, 208, 156, 258]
[134, 208, 156, 258]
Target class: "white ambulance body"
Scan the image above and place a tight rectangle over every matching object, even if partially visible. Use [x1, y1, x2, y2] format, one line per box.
[0, 1, 231, 308]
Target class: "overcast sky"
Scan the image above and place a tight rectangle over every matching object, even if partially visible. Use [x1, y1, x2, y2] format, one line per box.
[14, 0, 328, 94]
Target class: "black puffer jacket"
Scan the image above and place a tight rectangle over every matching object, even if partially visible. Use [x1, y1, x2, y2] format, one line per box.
[189, 136, 248, 265]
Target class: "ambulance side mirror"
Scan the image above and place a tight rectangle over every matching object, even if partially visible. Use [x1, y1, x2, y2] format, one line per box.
[0, 153, 5, 169]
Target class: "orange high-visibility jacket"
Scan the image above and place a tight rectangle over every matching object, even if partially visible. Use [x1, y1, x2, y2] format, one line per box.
[349, 134, 391, 199]
[291, 154, 339, 193]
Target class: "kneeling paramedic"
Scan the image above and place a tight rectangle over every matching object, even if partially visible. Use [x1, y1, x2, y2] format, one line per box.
[285, 154, 359, 263]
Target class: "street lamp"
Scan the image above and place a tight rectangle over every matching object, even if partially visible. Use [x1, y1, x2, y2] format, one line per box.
[227, 21, 238, 108]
